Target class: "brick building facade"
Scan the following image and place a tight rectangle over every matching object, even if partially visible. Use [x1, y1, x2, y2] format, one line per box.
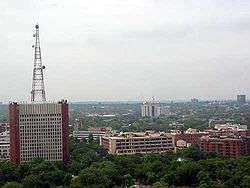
[173, 132, 209, 146]
[9, 101, 69, 164]
[200, 136, 250, 159]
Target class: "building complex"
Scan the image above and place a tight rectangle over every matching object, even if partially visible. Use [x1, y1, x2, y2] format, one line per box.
[100, 131, 174, 155]
[200, 135, 250, 159]
[199, 123, 250, 159]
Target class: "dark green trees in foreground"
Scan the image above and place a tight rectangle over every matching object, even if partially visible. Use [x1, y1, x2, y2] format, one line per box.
[0, 140, 249, 188]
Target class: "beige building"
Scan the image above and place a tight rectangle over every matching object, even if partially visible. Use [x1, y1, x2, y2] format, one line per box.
[100, 131, 174, 155]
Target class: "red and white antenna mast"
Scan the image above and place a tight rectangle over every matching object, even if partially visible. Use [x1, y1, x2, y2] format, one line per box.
[31, 24, 46, 102]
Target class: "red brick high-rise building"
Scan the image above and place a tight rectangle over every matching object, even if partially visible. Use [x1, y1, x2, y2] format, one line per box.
[9, 100, 69, 164]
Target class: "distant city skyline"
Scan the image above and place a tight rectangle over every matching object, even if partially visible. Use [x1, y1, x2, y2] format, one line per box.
[1, 1, 250, 102]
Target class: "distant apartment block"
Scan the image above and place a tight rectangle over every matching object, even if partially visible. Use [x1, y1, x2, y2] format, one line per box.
[100, 131, 174, 155]
[0, 131, 10, 160]
[0, 123, 9, 133]
[73, 127, 112, 140]
[169, 123, 184, 129]
[208, 118, 235, 127]
[237, 94, 246, 104]
[214, 123, 247, 131]
[9, 101, 69, 164]
[141, 101, 161, 118]
[191, 98, 199, 103]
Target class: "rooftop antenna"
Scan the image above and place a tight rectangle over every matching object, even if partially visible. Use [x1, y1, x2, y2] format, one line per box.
[31, 24, 46, 102]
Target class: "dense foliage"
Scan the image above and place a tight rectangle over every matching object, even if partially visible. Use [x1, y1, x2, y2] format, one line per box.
[0, 139, 249, 188]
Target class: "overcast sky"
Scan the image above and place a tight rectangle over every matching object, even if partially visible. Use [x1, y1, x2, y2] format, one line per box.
[1, 0, 250, 102]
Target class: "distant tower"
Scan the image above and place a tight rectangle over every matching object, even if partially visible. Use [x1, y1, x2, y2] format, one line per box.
[237, 94, 246, 104]
[31, 24, 46, 102]
[9, 25, 69, 164]
[141, 98, 161, 118]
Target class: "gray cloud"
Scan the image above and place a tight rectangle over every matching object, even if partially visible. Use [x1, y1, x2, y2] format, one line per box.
[0, 0, 250, 102]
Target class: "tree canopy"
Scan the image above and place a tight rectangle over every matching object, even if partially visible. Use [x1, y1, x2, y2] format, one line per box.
[0, 140, 249, 188]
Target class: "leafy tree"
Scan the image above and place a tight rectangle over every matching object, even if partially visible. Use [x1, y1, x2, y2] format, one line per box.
[30, 160, 55, 174]
[122, 174, 133, 187]
[198, 183, 214, 188]
[93, 161, 122, 185]
[0, 161, 16, 183]
[88, 133, 94, 143]
[175, 161, 201, 186]
[150, 160, 167, 177]
[78, 167, 110, 187]
[14, 163, 31, 182]
[240, 175, 250, 188]
[197, 170, 211, 185]
[152, 181, 168, 188]
[134, 162, 151, 181]
[113, 155, 141, 177]
[68, 161, 81, 175]
[70, 177, 81, 188]
[179, 145, 203, 160]
[146, 172, 157, 184]
[183, 118, 207, 130]
[96, 146, 108, 158]
[22, 174, 41, 188]
[2, 182, 23, 188]
[163, 172, 175, 186]
[47, 170, 71, 186]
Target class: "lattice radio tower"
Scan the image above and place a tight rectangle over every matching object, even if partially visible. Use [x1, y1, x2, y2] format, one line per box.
[31, 24, 46, 102]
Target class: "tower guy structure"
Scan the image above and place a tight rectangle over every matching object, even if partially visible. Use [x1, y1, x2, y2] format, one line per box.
[9, 24, 69, 164]
[31, 24, 46, 102]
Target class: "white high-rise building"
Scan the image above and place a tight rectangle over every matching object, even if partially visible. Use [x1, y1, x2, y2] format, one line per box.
[141, 101, 161, 118]
[0, 131, 10, 160]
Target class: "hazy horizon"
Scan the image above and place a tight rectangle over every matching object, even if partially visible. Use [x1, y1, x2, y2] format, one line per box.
[1, 1, 250, 102]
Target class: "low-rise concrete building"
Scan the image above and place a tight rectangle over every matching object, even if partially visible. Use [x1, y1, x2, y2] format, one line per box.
[100, 131, 174, 155]
[214, 123, 247, 131]
[73, 127, 112, 140]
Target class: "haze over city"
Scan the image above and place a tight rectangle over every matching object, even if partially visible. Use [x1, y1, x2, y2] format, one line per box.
[1, 0, 250, 102]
